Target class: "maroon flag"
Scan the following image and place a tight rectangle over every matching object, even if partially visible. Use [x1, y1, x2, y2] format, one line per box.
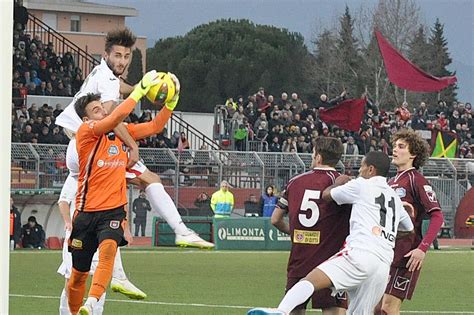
[375, 30, 457, 92]
[319, 98, 366, 132]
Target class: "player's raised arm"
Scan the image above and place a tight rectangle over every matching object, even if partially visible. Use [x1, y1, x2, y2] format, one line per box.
[128, 74, 181, 140]
[76, 71, 161, 136]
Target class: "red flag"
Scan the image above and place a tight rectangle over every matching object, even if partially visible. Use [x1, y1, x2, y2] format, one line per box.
[319, 98, 366, 132]
[375, 30, 457, 92]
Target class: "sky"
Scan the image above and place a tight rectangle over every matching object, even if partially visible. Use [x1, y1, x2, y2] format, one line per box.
[95, 0, 474, 101]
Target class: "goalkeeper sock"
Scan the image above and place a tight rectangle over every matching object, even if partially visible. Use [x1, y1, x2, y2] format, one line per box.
[90, 239, 117, 300]
[68, 268, 88, 314]
[146, 183, 189, 235]
[277, 280, 315, 314]
[59, 288, 70, 315]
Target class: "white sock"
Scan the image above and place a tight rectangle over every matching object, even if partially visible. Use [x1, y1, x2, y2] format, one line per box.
[277, 280, 315, 314]
[59, 288, 70, 315]
[112, 247, 126, 280]
[94, 292, 106, 315]
[85, 297, 98, 308]
[146, 183, 188, 235]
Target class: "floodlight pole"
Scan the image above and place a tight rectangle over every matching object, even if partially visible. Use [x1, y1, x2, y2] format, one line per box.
[0, 1, 13, 314]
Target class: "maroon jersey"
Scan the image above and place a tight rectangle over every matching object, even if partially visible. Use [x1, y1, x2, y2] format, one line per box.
[388, 168, 441, 267]
[278, 168, 350, 278]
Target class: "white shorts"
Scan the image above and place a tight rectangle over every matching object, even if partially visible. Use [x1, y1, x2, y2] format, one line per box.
[56, 230, 99, 278]
[317, 247, 390, 315]
[125, 160, 148, 179]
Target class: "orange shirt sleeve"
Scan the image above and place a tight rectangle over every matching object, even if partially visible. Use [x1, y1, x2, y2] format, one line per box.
[127, 107, 172, 140]
[91, 97, 137, 136]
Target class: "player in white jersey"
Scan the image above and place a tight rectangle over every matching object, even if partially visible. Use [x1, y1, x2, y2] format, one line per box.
[57, 29, 214, 252]
[248, 151, 414, 315]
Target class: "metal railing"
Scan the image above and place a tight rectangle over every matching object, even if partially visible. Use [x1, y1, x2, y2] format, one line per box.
[25, 12, 100, 76]
[10, 143, 472, 227]
[168, 113, 222, 151]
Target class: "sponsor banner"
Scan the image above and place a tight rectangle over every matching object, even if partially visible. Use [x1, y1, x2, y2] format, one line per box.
[213, 217, 291, 250]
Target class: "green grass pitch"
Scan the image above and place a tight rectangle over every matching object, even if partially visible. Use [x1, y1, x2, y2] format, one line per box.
[8, 248, 474, 314]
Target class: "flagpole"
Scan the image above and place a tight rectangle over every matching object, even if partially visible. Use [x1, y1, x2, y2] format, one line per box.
[403, 89, 407, 103]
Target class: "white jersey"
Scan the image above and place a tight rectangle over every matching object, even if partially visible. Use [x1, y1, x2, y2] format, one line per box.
[58, 173, 78, 218]
[330, 176, 413, 265]
[56, 58, 120, 133]
[66, 138, 79, 176]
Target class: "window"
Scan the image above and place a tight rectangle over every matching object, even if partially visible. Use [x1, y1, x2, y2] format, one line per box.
[70, 15, 81, 32]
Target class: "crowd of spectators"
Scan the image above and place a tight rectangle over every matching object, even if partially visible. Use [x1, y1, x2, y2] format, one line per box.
[221, 87, 474, 158]
[10, 20, 473, 156]
[12, 25, 85, 106]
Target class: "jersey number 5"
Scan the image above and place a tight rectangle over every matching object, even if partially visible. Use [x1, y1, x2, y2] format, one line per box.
[299, 190, 320, 227]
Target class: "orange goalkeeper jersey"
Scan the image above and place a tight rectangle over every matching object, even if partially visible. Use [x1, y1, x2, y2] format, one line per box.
[75, 98, 172, 212]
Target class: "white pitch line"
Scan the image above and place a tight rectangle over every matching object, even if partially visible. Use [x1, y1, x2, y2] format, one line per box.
[9, 294, 474, 314]
[9, 249, 474, 255]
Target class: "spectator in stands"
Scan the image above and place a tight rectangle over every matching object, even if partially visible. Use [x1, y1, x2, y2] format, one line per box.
[132, 190, 152, 237]
[395, 101, 411, 121]
[52, 103, 63, 118]
[343, 136, 359, 155]
[21, 215, 45, 249]
[10, 197, 21, 249]
[21, 124, 35, 143]
[38, 125, 53, 143]
[260, 185, 278, 217]
[231, 105, 246, 129]
[282, 137, 297, 152]
[269, 136, 282, 152]
[256, 87, 268, 113]
[194, 192, 212, 215]
[317, 89, 346, 108]
[234, 124, 248, 151]
[277, 92, 288, 109]
[211, 180, 234, 217]
[178, 132, 190, 151]
[225, 97, 237, 118]
[289, 93, 303, 114]
[244, 101, 257, 125]
[244, 194, 261, 216]
[255, 121, 269, 141]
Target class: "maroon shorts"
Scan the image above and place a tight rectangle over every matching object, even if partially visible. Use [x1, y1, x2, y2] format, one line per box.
[385, 266, 421, 300]
[286, 277, 348, 310]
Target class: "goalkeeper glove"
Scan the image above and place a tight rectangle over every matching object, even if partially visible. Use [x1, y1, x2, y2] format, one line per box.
[130, 70, 160, 102]
[165, 72, 180, 111]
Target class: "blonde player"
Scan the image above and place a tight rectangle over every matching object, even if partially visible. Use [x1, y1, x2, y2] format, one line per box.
[249, 151, 414, 315]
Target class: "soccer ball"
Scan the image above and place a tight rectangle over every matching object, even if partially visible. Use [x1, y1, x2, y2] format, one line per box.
[145, 72, 177, 106]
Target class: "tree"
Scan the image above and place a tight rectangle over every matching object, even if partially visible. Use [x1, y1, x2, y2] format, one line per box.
[406, 25, 432, 105]
[147, 19, 312, 112]
[310, 29, 340, 99]
[428, 18, 457, 104]
[127, 48, 143, 85]
[336, 6, 364, 96]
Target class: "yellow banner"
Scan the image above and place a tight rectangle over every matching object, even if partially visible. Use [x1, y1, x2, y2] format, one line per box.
[293, 229, 320, 244]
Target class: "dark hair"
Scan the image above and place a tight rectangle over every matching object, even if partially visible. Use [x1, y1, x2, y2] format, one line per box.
[75, 93, 101, 119]
[105, 28, 136, 53]
[364, 151, 390, 177]
[313, 136, 343, 167]
[391, 129, 430, 169]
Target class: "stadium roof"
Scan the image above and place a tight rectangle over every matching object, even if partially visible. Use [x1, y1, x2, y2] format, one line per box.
[23, 0, 138, 17]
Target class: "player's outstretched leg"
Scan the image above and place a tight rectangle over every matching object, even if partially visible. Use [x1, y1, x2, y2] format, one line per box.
[110, 247, 147, 299]
[130, 167, 214, 249]
[145, 182, 214, 249]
